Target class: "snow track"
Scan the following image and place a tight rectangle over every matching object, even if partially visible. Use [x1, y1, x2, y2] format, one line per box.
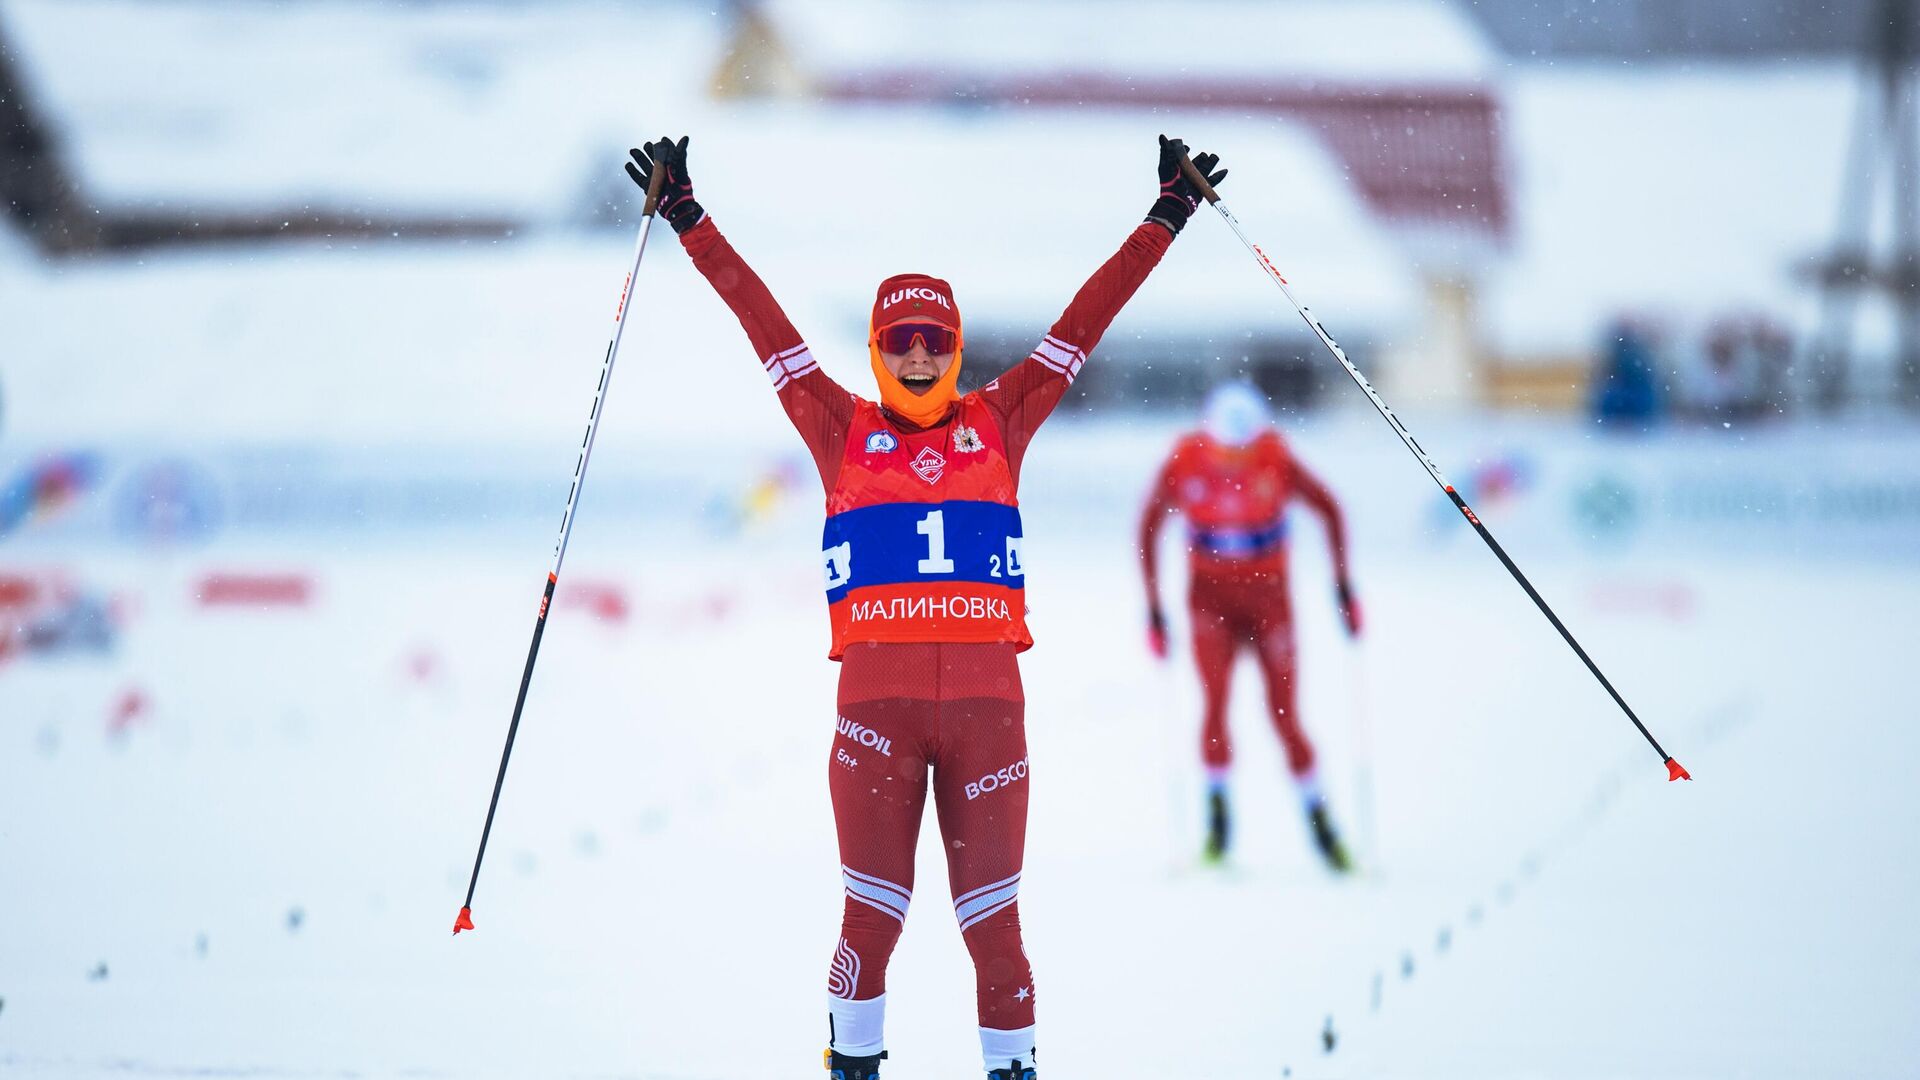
[3, 542, 1912, 1077]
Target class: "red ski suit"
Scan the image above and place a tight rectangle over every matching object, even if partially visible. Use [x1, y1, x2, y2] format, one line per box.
[1139, 430, 1350, 777]
[681, 215, 1172, 1043]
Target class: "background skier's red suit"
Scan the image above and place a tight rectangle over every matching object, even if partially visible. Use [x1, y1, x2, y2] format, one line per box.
[1139, 429, 1351, 776]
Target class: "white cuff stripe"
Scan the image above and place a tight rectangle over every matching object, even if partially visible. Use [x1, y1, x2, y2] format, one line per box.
[958, 895, 1020, 932]
[842, 865, 912, 898]
[1030, 353, 1082, 385]
[1039, 336, 1086, 368]
[763, 347, 815, 369]
[1031, 337, 1086, 383]
[954, 880, 1021, 925]
[1042, 335, 1086, 363]
[842, 877, 911, 913]
[764, 346, 819, 390]
[846, 890, 908, 923]
[842, 867, 912, 921]
[954, 871, 1021, 906]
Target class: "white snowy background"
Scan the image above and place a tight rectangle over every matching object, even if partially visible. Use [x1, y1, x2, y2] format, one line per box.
[2, 2, 1917, 1078]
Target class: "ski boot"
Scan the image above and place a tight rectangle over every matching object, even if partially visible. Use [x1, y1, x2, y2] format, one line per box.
[1202, 787, 1231, 863]
[824, 1049, 886, 1079]
[1306, 799, 1353, 874]
[988, 1058, 1037, 1080]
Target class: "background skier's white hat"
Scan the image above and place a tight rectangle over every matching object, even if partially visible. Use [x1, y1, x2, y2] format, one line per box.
[1203, 381, 1270, 447]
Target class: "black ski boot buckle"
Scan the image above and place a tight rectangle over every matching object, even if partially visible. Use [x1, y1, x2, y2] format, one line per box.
[825, 1048, 887, 1079]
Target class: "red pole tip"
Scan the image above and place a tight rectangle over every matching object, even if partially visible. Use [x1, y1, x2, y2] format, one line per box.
[452, 906, 475, 935]
[1666, 758, 1692, 782]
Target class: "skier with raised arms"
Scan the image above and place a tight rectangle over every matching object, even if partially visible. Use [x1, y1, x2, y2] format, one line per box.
[625, 134, 1227, 1080]
[1139, 382, 1362, 871]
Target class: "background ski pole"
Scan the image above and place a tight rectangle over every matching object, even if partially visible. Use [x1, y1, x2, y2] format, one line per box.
[1347, 639, 1379, 870]
[452, 161, 668, 936]
[1178, 154, 1690, 783]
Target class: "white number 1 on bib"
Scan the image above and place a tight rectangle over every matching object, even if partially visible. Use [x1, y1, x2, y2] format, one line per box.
[916, 510, 956, 574]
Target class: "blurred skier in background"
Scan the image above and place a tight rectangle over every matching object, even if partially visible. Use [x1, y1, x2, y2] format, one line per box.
[629, 133, 1227, 1080]
[1139, 382, 1361, 871]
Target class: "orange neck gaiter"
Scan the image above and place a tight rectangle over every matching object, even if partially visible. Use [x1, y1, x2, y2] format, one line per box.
[869, 342, 963, 429]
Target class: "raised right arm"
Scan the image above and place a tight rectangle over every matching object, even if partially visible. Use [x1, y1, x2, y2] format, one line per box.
[630, 137, 855, 486]
[679, 217, 855, 482]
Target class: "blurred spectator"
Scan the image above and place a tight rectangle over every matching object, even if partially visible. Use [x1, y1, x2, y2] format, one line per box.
[1677, 314, 1792, 425]
[1591, 316, 1663, 427]
[1678, 319, 1762, 423]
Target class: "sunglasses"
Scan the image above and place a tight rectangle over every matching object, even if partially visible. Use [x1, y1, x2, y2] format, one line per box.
[875, 322, 958, 357]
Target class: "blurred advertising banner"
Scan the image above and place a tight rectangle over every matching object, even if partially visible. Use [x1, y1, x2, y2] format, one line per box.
[4, 423, 1917, 565]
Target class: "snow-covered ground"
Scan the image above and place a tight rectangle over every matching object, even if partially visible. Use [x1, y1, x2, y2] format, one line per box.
[2, 522, 1916, 1078]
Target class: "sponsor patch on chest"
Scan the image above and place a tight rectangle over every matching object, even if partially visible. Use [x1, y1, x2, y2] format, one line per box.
[911, 446, 947, 484]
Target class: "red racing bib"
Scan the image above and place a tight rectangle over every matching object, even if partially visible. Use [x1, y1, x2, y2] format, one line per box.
[822, 396, 1030, 658]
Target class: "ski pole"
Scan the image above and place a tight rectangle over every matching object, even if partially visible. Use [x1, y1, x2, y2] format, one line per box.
[1347, 639, 1379, 868]
[452, 161, 668, 936]
[1178, 154, 1689, 782]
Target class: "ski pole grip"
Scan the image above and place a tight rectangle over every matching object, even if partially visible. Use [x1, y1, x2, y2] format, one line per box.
[1178, 153, 1222, 205]
[640, 158, 669, 218]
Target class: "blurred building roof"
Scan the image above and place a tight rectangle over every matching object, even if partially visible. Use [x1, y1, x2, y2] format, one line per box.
[772, 0, 1512, 246]
[1486, 66, 1854, 360]
[773, 0, 1499, 85]
[0, 0, 724, 218]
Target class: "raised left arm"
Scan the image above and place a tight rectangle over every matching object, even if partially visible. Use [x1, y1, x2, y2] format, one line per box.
[980, 222, 1171, 476]
[981, 136, 1227, 476]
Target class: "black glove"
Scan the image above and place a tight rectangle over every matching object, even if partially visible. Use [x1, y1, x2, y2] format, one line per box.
[1335, 577, 1363, 638]
[1147, 605, 1170, 660]
[625, 136, 705, 235]
[1146, 134, 1226, 236]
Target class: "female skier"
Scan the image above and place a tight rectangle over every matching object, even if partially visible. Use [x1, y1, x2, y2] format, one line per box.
[1139, 382, 1362, 871]
[626, 134, 1227, 1080]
